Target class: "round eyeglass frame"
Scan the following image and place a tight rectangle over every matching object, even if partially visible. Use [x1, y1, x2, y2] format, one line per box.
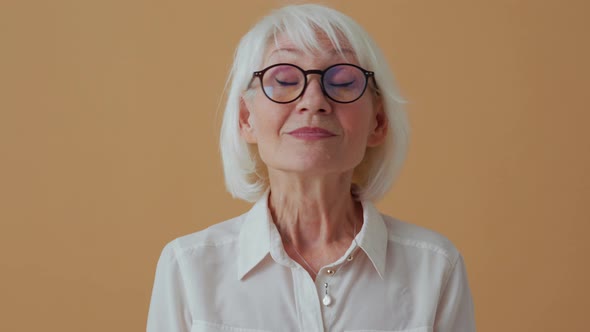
[251, 63, 377, 104]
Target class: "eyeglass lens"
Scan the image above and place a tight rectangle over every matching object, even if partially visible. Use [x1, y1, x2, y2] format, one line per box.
[260, 64, 368, 103]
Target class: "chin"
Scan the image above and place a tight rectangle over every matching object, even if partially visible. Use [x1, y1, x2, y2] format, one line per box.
[262, 150, 363, 176]
[272, 160, 355, 176]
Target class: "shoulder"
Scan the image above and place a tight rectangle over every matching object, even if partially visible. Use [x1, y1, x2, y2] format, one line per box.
[161, 213, 248, 259]
[381, 214, 461, 265]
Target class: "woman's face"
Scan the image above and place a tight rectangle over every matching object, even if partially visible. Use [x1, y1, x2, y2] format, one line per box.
[240, 33, 387, 178]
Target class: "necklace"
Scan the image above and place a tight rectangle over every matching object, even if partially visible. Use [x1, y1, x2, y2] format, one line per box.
[283, 220, 359, 307]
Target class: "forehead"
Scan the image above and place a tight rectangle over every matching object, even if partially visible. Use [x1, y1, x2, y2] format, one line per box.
[262, 32, 358, 66]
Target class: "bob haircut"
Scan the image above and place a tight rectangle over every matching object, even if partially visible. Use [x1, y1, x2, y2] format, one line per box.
[220, 4, 409, 203]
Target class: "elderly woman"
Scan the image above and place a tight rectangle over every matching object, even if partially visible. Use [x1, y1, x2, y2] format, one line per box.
[147, 4, 475, 332]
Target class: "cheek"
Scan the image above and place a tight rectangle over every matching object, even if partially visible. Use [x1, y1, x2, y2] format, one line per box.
[251, 109, 287, 141]
[253, 112, 274, 130]
[339, 106, 375, 139]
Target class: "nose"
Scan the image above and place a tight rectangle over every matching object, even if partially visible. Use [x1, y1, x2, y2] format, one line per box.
[297, 76, 332, 114]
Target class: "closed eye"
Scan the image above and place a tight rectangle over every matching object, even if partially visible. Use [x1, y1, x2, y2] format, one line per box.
[275, 78, 299, 86]
[329, 81, 355, 88]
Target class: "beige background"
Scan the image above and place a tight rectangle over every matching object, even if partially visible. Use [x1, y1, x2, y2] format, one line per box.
[1, 0, 588, 331]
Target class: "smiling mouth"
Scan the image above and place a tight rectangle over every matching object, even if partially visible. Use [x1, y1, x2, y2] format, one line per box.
[287, 127, 336, 139]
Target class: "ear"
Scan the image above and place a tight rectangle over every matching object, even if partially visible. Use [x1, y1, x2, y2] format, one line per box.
[367, 98, 388, 147]
[239, 97, 257, 144]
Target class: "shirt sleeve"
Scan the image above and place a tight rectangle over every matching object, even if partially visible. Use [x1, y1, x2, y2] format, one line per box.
[146, 241, 192, 332]
[434, 254, 476, 332]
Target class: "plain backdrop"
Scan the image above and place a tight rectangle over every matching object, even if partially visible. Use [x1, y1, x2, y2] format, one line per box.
[1, 0, 588, 331]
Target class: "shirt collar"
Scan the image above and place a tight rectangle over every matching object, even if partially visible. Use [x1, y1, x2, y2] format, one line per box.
[357, 200, 388, 279]
[237, 191, 272, 280]
[237, 191, 388, 280]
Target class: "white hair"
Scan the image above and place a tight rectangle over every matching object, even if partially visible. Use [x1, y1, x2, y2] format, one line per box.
[220, 4, 409, 202]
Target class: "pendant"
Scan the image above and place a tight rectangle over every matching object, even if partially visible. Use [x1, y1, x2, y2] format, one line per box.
[322, 283, 332, 306]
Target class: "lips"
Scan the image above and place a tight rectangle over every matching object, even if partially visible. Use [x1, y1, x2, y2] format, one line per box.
[287, 127, 336, 138]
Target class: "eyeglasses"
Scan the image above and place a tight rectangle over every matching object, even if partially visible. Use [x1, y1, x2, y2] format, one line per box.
[251, 63, 377, 104]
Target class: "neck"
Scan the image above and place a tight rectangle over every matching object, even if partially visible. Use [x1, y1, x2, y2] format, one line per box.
[267, 170, 363, 276]
[268, 171, 360, 242]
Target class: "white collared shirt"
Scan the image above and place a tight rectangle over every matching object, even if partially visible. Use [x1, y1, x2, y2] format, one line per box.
[147, 193, 476, 332]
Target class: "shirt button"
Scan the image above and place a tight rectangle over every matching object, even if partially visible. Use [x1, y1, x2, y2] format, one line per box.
[347, 255, 354, 261]
[326, 269, 335, 275]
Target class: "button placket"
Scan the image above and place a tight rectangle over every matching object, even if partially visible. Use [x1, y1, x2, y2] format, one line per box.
[315, 246, 359, 311]
[319, 265, 339, 308]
